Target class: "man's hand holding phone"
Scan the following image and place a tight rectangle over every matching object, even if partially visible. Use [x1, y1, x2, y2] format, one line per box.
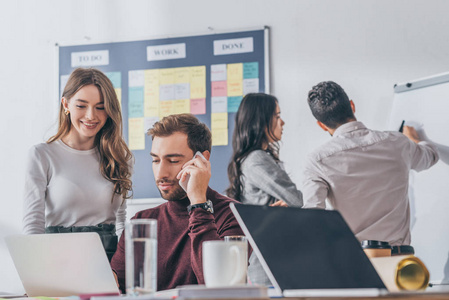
[177, 151, 211, 205]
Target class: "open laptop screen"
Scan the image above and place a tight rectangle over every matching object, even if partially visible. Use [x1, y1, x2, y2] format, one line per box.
[230, 204, 385, 291]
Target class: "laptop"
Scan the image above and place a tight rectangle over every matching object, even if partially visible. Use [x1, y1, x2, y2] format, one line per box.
[6, 232, 120, 297]
[230, 203, 387, 297]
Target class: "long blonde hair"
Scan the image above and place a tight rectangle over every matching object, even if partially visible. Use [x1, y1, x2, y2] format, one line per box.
[48, 68, 133, 200]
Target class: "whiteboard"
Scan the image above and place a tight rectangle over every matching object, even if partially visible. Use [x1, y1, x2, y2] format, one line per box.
[389, 72, 449, 283]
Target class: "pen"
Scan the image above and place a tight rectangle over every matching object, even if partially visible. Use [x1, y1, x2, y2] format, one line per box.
[399, 120, 405, 133]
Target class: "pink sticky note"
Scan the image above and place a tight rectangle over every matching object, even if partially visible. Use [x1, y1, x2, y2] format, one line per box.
[211, 81, 227, 97]
[190, 98, 206, 115]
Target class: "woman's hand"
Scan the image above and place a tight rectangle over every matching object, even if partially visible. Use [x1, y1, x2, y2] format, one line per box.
[270, 199, 288, 207]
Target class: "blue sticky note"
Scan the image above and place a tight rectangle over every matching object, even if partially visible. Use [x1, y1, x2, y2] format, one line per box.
[105, 72, 121, 88]
[228, 96, 243, 113]
[243, 62, 258, 79]
[128, 87, 144, 118]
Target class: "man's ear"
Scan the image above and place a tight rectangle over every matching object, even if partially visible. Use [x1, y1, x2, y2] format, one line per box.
[202, 150, 211, 161]
[317, 121, 329, 132]
[350, 100, 356, 113]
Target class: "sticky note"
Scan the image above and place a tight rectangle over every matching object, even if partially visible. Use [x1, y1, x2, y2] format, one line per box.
[129, 70, 145, 87]
[211, 97, 227, 113]
[144, 83, 159, 117]
[227, 79, 243, 97]
[159, 100, 175, 119]
[211, 81, 227, 97]
[212, 128, 228, 146]
[191, 80, 206, 99]
[173, 99, 190, 114]
[175, 67, 191, 84]
[227, 63, 243, 81]
[145, 69, 160, 85]
[159, 68, 175, 85]
[211, 112, 228, 129]
[144, 116, 159, 133]
[228, 96, 243, 113]
[105, 72, 121, 88]
[175, 83, 190, 100]
[129, 118, 145, 150]
[160, 84, 175, 101]
[191, 66, 206, 81]
[211, 64, 227, 81]
[128, 87, 144, 118]
[190, 98, 206, 115]
[243, 62, 258, 79]
[243, 78, 259, 95]
[115, 88, 122, 107]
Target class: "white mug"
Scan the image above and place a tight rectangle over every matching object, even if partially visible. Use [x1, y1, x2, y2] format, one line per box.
[203, 240, 247, 287]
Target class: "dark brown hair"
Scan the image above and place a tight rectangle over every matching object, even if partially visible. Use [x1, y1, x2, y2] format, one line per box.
[226, 93, 279, 201]
[148, 113, 212, 153]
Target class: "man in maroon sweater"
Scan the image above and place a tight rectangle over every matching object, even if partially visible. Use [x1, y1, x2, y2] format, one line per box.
[111, 114, 246, 292]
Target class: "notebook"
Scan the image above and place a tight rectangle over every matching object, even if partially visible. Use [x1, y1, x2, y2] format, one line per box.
[230, 203, 387, 297]
[6, 232, 120, 297]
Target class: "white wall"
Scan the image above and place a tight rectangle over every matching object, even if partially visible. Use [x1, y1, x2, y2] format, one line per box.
[2, 0, 449, 293]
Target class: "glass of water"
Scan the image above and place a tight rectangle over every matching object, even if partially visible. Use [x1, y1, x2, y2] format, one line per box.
[224, 235, 248, 284]
[125, 219, 157, 295]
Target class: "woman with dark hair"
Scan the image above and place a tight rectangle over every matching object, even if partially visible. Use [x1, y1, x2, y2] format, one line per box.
[226, 93, 302, 286]
[226, 93, 303, 207]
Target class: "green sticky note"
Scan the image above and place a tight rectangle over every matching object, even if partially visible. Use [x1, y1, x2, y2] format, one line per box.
[243, 62, 258, 79]
[228, 96, 243, 113]
[128, 87, 144, 118]
[105, 72, 121, 88]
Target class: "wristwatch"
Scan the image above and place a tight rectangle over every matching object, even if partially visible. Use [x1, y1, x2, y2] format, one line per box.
[187, 200, 214, 214]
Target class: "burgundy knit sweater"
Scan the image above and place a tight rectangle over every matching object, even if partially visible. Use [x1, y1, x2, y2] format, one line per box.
[111, 187, 246, 292]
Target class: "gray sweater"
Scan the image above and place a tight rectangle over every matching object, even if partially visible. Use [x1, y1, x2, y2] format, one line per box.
[240, 150, 303, 207]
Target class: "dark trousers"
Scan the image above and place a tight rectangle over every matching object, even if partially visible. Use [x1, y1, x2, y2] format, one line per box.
[46, 224, 118, 261]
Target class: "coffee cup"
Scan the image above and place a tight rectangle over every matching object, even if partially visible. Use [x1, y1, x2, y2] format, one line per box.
[361, 240, 391, 258]
[202, 240, 247, 287]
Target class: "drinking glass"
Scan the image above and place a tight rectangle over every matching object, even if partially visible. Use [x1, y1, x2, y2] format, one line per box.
[125, 219, 157, 295]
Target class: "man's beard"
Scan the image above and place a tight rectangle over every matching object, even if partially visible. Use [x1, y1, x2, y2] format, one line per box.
[156, 178, 187, 201]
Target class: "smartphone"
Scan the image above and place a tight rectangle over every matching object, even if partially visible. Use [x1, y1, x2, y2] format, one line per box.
[179, 151, 206, 192]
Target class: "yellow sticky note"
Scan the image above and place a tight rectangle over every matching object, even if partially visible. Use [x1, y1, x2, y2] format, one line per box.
[175, 67, 191, 84]
[115, 88, 122, 107]
[190, 66, 206, 99]
[159, 100, 175, 119]
[191, 81, 206, 99]
[159, 68, 175, 85]
[227, 79, 243, 97]
[190, 66, 206, 81]
[145, 69, 160, 85]
[173, 99, 190, 114]
[129, 118, 145, 150]
[212, 128, 228, 146]
[211, 112, 228, 129]
[144, 70, 159, 117]
[227, 63, 243, 81]
[144, 83, 159, 117]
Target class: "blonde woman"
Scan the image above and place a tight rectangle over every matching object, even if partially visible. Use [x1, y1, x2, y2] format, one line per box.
[23, 68, 133, 261]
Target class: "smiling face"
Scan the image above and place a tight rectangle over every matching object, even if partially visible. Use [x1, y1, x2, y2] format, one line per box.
[268, 102, 285, 143]
[150, 132, 194, 201]
[62, 84, 108, 148]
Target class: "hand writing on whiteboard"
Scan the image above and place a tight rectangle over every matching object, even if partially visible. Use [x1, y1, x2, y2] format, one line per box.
[403, 126, 421, 144]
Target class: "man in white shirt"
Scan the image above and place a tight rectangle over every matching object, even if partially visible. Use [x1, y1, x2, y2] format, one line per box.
[302, 81, 439, 255]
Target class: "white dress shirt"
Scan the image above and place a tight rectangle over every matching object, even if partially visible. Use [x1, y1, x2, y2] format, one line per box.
[303, 121, 438, 245]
